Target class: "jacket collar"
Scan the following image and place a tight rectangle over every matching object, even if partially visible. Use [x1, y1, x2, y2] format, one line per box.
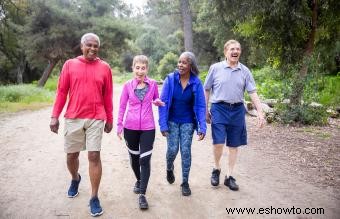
[131, 76, 151, 88]
[174, 70, 197, 85]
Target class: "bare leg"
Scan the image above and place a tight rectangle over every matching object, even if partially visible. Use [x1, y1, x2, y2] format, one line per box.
[88, 151, 102, 198]
[213, 144, 224, 169]
[67, 152, 80, 180]
[228, 147, 238, 176]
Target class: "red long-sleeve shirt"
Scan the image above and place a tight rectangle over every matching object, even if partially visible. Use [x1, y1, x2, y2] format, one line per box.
[52, 56, 113, 124]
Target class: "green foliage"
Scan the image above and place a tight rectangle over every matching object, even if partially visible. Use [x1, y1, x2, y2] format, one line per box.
[276, 103, 329, 126]
[0, 84, 54, 103]
[303, 74, 340, 106]
[319, 75, 340, 106]
[135, 26, 169, 63]
[199, 70, 208, 83]
[146, 58, 158, 77]
[157, 52, 178, 79]
[252, 66, 291, 100]
[252, 66, 339, 108]
[44, 76, 59, 92]
[113, 73, 132, 84]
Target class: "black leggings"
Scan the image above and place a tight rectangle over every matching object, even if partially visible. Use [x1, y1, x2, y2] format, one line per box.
[124, 128, 155, 194]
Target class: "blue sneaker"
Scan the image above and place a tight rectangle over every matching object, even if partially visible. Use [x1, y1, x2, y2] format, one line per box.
[89, 196, 103, 217]
[67, 174, 81, 198]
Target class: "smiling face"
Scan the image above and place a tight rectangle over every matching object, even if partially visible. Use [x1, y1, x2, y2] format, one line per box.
[133, 62, 148, 81]
[177, 55, 191, 76]
[81, 37, 99, 61]
[224, 42, 241, 66]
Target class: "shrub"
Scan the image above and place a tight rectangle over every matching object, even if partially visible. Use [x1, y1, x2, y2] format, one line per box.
[275, 103, 329, 125]
[199, 70, 208, 82]
[157, 52, 178, 79]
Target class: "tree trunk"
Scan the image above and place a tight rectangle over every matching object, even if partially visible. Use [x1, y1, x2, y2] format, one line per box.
[37, 59, 59, 87]
[180, 0, 193, 52]
[290, 0, 318, 105]
[16, 53, 25, 84]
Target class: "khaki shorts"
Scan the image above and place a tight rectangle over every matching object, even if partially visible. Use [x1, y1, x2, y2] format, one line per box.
[64, 118, 104, 153]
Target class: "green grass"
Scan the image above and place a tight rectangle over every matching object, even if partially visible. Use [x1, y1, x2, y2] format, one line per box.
[0, 84, 55, 113]
[44, 76, 59, 91]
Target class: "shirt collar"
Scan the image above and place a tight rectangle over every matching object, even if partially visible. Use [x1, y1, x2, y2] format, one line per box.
[222, 60, 241, 70]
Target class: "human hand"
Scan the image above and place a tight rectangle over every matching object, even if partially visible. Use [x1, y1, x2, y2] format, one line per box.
[152, 98, 165, 106]
[206, 111, 211, 124]
[117, 132, 122, 140]
[197, 132, 205, 141]
[257, 114, 266, 128]
[104, 123, 113, 133]
[50, 117, 59, 134]
[161, 131, 169, 137]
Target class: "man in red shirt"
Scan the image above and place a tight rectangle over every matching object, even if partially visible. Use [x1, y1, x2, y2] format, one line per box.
[49, 33, 113, 217]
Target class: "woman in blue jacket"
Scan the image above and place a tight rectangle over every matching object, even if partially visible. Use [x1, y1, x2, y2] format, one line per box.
[158, 51, 206, 196]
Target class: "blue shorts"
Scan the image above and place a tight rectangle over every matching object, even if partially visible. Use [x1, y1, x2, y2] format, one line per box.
[210, 102, 247, 147]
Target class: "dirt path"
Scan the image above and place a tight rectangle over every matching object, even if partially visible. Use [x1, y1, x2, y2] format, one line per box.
[0, 85, 339, 219]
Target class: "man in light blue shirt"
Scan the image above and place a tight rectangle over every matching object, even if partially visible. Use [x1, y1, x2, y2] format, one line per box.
[204, 39, 265, 191]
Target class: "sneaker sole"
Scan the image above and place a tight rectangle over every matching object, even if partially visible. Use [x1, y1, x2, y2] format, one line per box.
[139, 205, 149, 210]
[227, 186, 239, 191]
[67, 192, 79, 198]
[225, 183, 239, 191]
[211, 181, 219, 186]
[90, 210, 103, 217]
[167, 179, 175, 184]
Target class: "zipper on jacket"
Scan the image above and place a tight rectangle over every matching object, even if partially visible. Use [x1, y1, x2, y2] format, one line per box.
[139, 102, 143, 129]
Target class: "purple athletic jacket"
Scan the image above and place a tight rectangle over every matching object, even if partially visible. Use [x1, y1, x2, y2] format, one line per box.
[117, 76, 159, 133]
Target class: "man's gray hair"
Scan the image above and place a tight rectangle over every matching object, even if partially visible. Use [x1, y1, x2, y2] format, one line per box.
[81, 33, 100, 47]
[181, 51, 199, 75]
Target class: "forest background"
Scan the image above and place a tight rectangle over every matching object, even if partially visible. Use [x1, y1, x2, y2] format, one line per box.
[0, 0, 339, 125]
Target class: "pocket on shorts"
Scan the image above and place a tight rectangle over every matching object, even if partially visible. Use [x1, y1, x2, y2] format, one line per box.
[64, 124, 68, 136]
[210, 104, 218, 124]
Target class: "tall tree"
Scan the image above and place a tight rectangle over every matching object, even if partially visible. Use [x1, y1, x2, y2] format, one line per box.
[24, 1, 85, 87]
[290, 0, 318, 105]
[24, 0, 132, 87]
[0, 0, 29, 84]
[180, 0, 193, 51]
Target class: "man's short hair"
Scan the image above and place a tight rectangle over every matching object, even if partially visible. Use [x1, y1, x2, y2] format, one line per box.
[224, 39, 241, 51]
[81, 33, 100, 47]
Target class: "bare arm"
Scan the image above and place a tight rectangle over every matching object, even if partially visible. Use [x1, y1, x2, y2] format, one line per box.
[249, 92, 265, 128]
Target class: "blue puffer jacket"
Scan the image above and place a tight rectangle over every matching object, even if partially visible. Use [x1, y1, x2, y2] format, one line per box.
[158, 71, 207, 134]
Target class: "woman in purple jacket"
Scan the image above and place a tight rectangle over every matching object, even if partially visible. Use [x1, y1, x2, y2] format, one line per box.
[117, 55, 164, 210]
